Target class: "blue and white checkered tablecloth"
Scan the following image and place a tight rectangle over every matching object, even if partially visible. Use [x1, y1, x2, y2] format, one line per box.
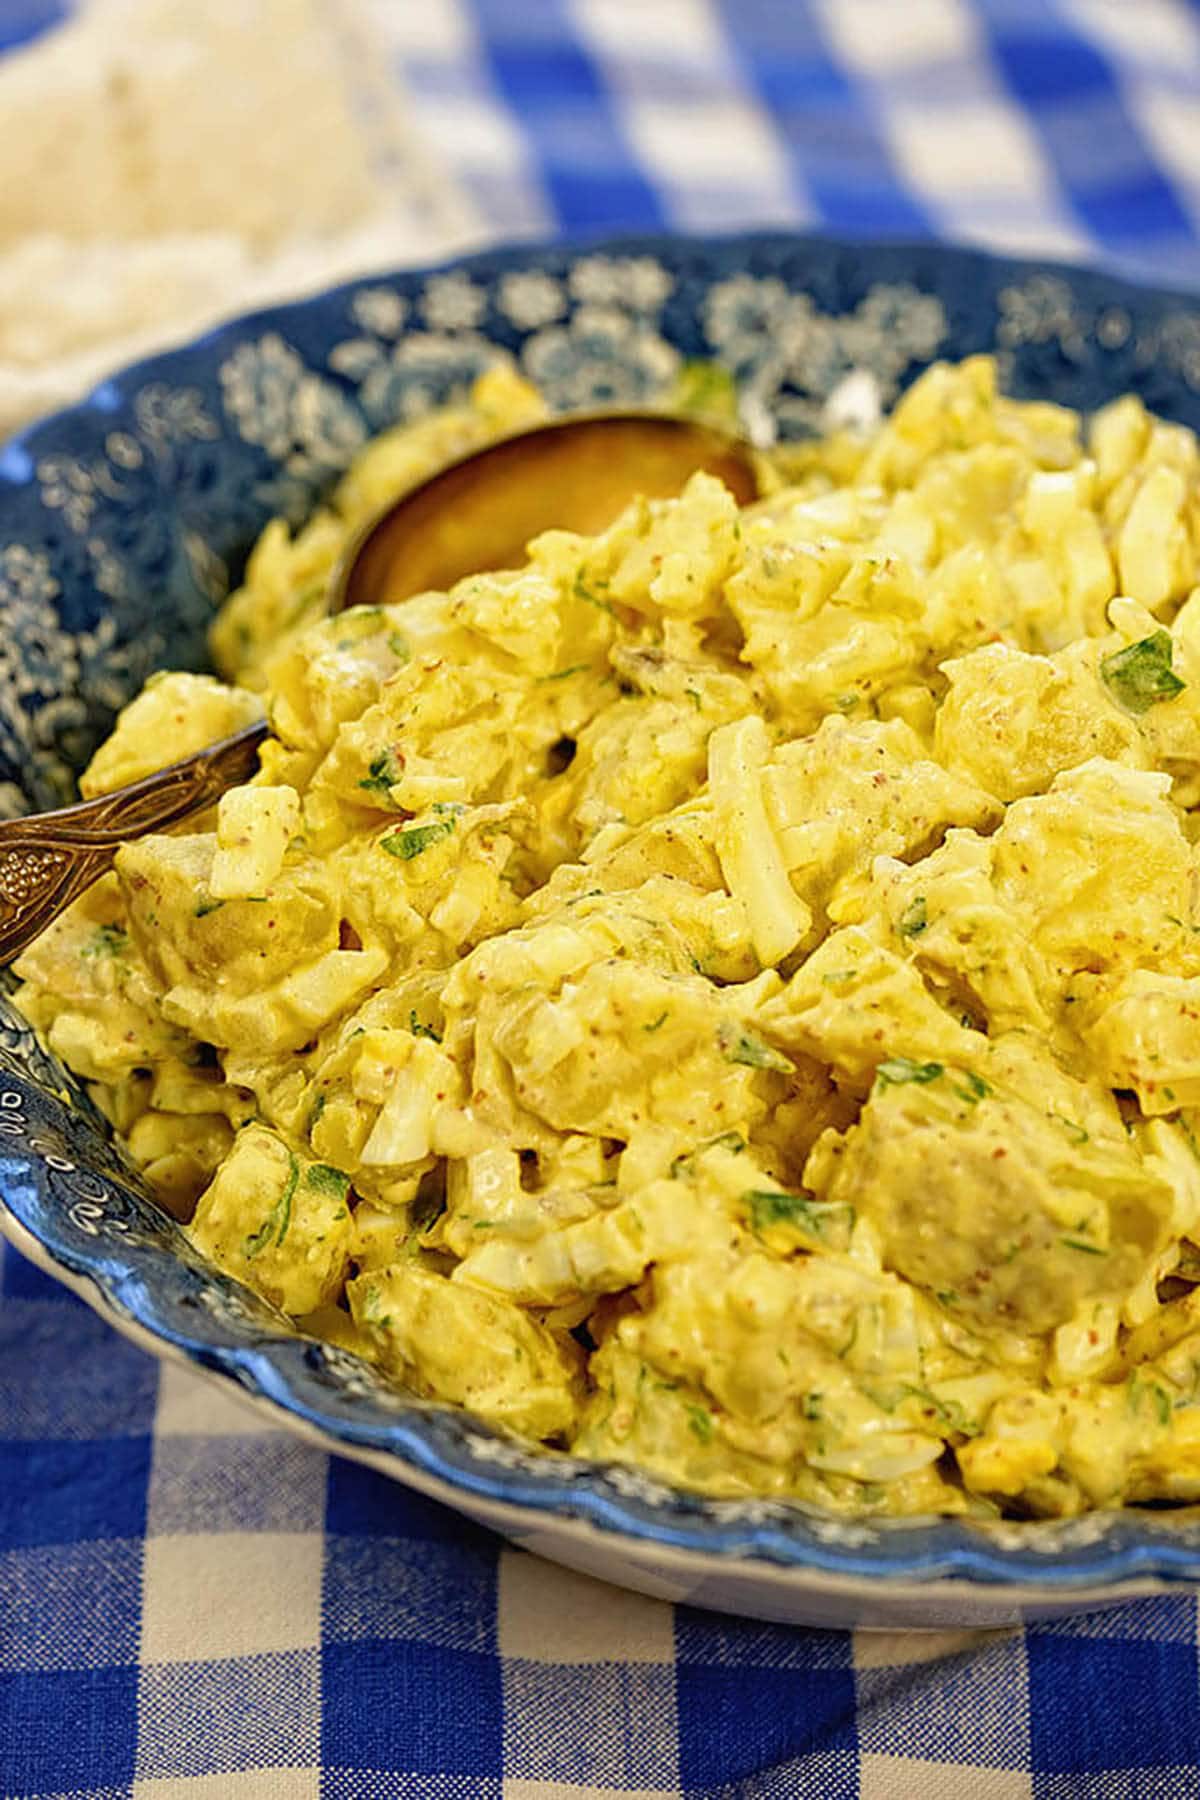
[4, 3, 1200, 1796]
[381, 0, 1200, 291]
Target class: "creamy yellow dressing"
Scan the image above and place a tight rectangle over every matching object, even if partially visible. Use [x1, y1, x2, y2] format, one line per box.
[17, 355, 1200, 1519]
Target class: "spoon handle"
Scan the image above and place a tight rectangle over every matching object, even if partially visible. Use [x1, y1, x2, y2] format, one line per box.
[0, 720, 269, 967]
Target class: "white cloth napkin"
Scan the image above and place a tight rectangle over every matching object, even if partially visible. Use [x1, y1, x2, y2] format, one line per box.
[0, 0, 485, 435]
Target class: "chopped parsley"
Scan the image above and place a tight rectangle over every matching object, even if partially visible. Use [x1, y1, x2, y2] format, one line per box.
[670, 1131, 746, 1176]
[897, 896, 928, 938]
[1052, 1112, 1089, 1145]
[572, 569, 615, 615]
[244, 1150, 300, 1259]
[1060, 1236, 1106, 1256]
[409, 1009, 442, 1043]
[358, 751, 402, 798]
[671, 358, 739, 425]
[304, 1163, 350, 1200]
[718, 1023, 794, 1074]
[1100, 630, 1186, 715]
[950, 1070, 991, 1106]
[745, 1189, 855, 1251]
[536, 663, 589, 684]
[82, 924, 128, 958]
[875, 1056, 943, 1088]
[894, 1382, 978, 1438]
[643, 1011, 669, 1033]
[381, 819, 456, 861]
[194, 896, 225, 919]
[1128, 1373, 1173, 1427]
[358, 1283, 390, 1326]
[685, 1402, 715, 1444]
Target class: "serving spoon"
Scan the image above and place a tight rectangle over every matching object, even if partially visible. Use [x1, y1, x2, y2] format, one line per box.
[0, 411, 760, 965]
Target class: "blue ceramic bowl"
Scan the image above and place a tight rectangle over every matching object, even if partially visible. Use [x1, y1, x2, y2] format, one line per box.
[4, 232, 1200, 1628]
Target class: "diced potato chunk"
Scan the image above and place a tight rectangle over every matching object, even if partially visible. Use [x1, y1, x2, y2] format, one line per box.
[188, 1124, 353, 1316]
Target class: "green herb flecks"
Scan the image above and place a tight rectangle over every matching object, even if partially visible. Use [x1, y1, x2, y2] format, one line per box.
[893, 1382, 979, 1439]
[536, 663, 590, 684]
[670, 1131, 746, 1177]
[1128, 1372, 1173, 1428]
[380, 819, 456, 861]
[82, 924, 128, 958]
[1060, 1236, 1106, 1256]
[897, 896, 928, 938]
[359, 751, 402, 798]
[685, 1402, 715, 1444]
[409, 1009, 442, 1043]
[358, 1283, 390, 1326]
[194, 896, 225, 919]
[745, 1189, 855, 1253]
[1181, 1119, 1200, 1165]
[572, 569, 615, 615]
[950, 1070, 991, 1106]
[304, 1163, 350, 1201]
[718, 1023, 794, 1074]
[670, 359, 740, 425]
[1052, 1112, 1090, 1145]
[875, 1056, 943, 1089]
[1101, 630, 1186, 715]
[643, 1011, 669, 1033]
[244, 1150, 300, 1260]
[388, 631, 410, 661]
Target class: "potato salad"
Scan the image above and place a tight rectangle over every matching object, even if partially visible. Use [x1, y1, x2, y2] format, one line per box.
[17, 355, 1200, 1521]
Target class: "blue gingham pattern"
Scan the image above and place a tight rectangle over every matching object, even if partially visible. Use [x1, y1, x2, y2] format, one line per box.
[4, 2, 1200, 1794]
[380, 0, 1200, 289]
[7, 1239, 1200, 1799]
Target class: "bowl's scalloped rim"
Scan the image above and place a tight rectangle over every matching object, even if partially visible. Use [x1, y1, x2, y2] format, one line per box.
[4, 1187, 1194, 1620]
[5, 224, 1200, 468]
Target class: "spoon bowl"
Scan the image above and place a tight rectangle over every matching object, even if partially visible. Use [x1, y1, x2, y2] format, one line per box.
[332, 410, 759, 610]
[0, 407, 760, 962]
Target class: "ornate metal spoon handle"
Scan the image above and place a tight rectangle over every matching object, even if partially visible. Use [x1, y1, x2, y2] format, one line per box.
[0, 720, 269, 967]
